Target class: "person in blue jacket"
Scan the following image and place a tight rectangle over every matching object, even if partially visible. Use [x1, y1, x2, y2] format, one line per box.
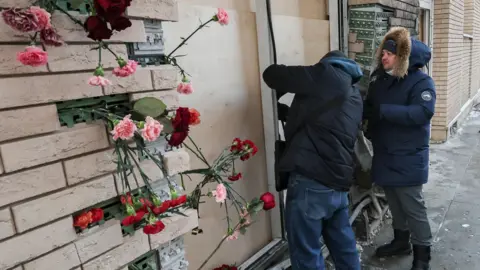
[263, 51, 363, 270]
[363, 27, 435, 270]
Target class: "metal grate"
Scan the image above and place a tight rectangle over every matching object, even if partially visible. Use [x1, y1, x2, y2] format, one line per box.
[128, 251, 160, 270]
[127, 19, 166, 67]
[55, 0, 92, 14]
[56, 94, 131, 127]
[348, 4, 393, 89]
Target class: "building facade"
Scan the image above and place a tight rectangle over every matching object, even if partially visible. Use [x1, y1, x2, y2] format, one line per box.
[348, 0, 480, 142]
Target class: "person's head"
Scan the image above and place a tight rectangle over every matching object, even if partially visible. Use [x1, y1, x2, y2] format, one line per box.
[381, 39, 397, 71]
[319, 50, 363, 84]
[376, 27, 411, 78]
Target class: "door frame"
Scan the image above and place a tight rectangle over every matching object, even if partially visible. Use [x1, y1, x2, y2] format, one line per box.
[239, 0, 340, 268]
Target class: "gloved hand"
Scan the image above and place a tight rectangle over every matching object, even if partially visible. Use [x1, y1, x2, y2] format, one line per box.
[363, 104, 380, 122]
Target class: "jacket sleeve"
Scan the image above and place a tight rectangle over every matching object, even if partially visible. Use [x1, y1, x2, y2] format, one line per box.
[262, 64, 319, 96]
[379, 77, 436, 126]
[363, 88, 374, 121]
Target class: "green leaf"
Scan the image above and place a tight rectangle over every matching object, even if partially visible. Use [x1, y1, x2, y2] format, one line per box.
[133, 97, 167, 118]
[123, 225, 135, 235]
[158, 116, 174, 133]
[69, 0, 85, 9]
[252, 202, 264, 214]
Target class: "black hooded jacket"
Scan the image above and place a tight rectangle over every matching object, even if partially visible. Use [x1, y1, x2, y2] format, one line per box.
[262, 52, 364, 191]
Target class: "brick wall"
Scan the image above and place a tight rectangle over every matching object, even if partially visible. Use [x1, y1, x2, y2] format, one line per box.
[465, 0, 474, 35]
[0, 1, 198, 269]
[471, 0, 480, 98]
[431, 0, 480, 141]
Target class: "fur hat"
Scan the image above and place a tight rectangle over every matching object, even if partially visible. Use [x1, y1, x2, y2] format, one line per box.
[376, 27, 411, 78]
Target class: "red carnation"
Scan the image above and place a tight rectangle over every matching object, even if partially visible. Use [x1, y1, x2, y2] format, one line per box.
[240, 139, 258, 161]
[94, 0, 130, 18]
[121, 210, 146, 226]
[143, 220, 165, 234]
[152, 200, 171, 215]
[172, 107, 191, 130]
[138, 198, 153, 212]
[84, 15, 112, 41]
[213, 264, 238, 270]
[168, 131, 189, 147]
[230, 138, 243, 152]
[121, 215, 135, 226]
[120, 192, 133, 205]
[109, 15, 132, 31]
[228, 173, 242, 181]
[170, 195, 187, 207]
[90, 208, 104, 223]
[260, 192, 276, 211]
[168, 107, 191, 146]
[73, 211, 93, 230]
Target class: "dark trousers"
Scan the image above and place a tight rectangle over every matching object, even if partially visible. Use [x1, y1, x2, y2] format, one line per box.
[285, 173, 360, 270]
[383, 186, 433, 246]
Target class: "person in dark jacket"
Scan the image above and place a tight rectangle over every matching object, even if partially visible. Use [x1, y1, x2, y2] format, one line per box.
[263, 50, 363, 270]
[363, 27, 435, 270]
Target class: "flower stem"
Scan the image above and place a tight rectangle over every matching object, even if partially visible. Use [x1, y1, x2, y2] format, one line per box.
[187, 136, 210, 166]
[167, 18, 214, 59]
[182, 143, 209, 167]
[126, 146, 155, 192]
[197, 221, 241, 270]
[103, 44, 119, 59]
[122, 143, 142, 189]
[98, 41, 102, 65]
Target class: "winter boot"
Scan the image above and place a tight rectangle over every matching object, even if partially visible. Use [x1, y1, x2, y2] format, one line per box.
[375, 229, 412, 258]
[411, 245, 431, 270]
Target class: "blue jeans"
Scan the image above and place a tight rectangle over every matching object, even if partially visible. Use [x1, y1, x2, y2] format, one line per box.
[285, 173, 360, 270]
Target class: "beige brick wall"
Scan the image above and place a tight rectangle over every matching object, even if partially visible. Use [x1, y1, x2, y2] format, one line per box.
[0, 1, 199, 269]
[471, 0, 480, 97]
[465, 0, 474, 35]
[431, 0, 472, 141]
[432, 0, 480, 141]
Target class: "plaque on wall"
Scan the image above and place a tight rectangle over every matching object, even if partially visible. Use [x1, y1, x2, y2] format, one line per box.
[127, 19, 166, 66]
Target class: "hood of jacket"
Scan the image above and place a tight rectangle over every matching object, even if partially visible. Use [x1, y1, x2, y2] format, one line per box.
[409, 38, 431, 70]
[375, 27, 411, 78]
[320, 55, 363, 84]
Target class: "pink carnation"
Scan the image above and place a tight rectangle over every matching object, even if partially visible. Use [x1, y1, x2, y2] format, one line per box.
[29, 6, 51, 30]
[16, 46, 48, 67]
[141, 116, 163, 142]
[113, 60, 138, 77]
[215, 8, 229, 25]
[211, 183, 227, 203]
[177, 82, 194, 95]
[111, 114, 137, 141]
[88, 76, 112, 86]
[226, 230, 240, 241]
[2, 8, 39, 32]
[40, 27, 63, 47]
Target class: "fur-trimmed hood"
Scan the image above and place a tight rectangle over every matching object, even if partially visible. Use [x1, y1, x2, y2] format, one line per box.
[376, 27, 411, 78]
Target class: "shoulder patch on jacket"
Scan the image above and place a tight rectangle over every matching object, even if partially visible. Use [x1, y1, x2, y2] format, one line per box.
[421, 91, 432, 101]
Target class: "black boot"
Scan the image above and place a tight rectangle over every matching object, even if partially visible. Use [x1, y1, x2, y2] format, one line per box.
[411, 245, 431, 270]
[375, 229, 412, 258]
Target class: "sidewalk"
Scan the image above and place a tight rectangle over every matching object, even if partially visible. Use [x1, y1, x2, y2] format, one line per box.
[361, 108, 480, 270]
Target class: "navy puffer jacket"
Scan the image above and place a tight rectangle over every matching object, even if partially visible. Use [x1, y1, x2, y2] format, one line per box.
[263, 53, 364, 191]
[364, 38, 436, 187]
